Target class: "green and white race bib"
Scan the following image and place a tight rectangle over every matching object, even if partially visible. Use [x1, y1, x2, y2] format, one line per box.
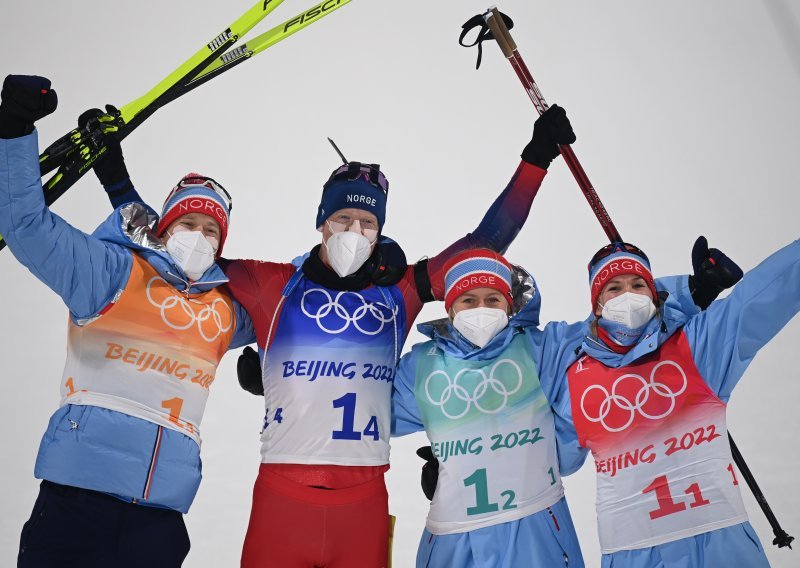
[413, 334, 563, 535]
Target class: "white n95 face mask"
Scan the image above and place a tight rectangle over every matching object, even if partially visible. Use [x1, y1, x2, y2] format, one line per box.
[600, 292, 657, 329]
[325, 230, 373, 277]
[452, 307, 509, 348]
[166, 229, 217, 281]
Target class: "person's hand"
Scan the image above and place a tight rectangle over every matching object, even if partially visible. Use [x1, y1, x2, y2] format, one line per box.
[237, 346, 264, 396]
[417, 446, 439, 501]
[521, 104, 576, 170]
[370, 236, 407, 287]
[0, 75, 58, 138]
[78, 105, 128, 187]
[690, 235, 744, 310]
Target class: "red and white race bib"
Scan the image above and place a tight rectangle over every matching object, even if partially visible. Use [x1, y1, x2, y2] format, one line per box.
[568, 332, 747, 553]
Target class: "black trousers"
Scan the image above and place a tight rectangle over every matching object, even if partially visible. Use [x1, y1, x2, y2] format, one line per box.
[18, 480, 190, 568]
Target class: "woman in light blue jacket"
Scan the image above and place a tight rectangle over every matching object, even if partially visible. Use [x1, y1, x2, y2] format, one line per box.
[554, 239, 799, 567]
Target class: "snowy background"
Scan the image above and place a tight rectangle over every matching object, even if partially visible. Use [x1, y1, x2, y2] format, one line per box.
[2, 0, 799, 566]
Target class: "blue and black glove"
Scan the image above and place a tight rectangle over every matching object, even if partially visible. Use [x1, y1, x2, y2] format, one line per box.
[417, 446, 439, 501]
[521, 104, 576, 170]
[0, 75, 58, 139]
[690, 236, 744, 310]
[237, 346, 264, 396]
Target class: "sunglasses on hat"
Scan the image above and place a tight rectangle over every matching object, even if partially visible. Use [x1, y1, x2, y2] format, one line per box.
[165, 174, 233, 213]
[589, 241, 650, 270]
[325, 162, 389, 196]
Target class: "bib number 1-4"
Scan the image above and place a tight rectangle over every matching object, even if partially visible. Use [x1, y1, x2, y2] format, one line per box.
[331, 393, 379, 441]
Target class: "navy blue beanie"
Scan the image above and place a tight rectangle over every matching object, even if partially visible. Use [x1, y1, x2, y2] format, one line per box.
[316, 164, 388, 229]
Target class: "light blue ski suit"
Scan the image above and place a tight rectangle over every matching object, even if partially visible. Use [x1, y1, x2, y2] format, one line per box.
[0, 130, 254, 513]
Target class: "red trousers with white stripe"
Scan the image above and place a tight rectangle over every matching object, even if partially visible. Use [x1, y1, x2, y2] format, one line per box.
[241, 465, 390, 568]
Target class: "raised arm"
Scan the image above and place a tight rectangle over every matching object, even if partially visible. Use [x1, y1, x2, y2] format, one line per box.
[77, 108, 145, 209]
[0, 76, 131, 319]
[685, 238, 800, 401]
[425, 105, 576, 299]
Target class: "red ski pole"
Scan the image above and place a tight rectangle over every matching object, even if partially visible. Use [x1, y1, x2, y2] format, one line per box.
[483, 7, 622, 243]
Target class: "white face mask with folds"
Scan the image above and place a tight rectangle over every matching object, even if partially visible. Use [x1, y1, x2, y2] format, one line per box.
[452, 307, 509, 348]
[166, 229, 218, 281]
[324, 230, 373, 277]
[600, 291, 657, 329]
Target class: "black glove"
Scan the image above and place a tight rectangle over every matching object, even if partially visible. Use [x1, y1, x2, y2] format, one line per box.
[417, 446, 440, 501]
[369, 236, 408, 287]
[0, 75, 58, 138]
[237, 346, 264, 396]
[521, 104, 576, 170]
[77, 105, 129, 187]
[689, 236, 744, 310]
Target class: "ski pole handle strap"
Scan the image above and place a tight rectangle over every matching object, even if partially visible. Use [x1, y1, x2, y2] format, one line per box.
[484, 8, 513, 58]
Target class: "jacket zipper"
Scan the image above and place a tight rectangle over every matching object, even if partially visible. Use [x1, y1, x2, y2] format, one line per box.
[546, 506, 569, 566]
[142, 426, 164, 501]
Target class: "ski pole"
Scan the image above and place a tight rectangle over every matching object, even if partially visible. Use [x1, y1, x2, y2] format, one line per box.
[481, 7, 622, 243]
[728, 432, 795, 549]
[2, 0, 354, 252]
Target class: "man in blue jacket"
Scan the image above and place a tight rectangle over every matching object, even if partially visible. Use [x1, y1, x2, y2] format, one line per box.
[0, 75, 254, 567]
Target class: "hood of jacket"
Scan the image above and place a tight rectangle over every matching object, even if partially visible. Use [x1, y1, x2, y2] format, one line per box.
[580, 291, 693, 368]
[416, 264, 540, 361]
[91, 202, 229, 294]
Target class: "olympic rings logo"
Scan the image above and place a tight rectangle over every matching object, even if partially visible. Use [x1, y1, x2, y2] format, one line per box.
[300, 288, 396, 336]
[145, 277, 233, 342]
[425, 359, 524, 420]
[580, 361, 688, 433]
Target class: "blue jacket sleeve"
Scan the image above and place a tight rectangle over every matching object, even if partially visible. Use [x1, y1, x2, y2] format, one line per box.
[658, 275, 700, 319]
[391, 348, 425, 436]
[533, 320, 591, 476]
[684, 239, 800, 402]
[550, 383, 586, 476]
[229, 299, 256, 349]
[104, 178, 144, 209]
[534, 320, 587, 402]
[0, 131, 131, 319]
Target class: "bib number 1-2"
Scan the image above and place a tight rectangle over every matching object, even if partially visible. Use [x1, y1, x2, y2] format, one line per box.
[463, 468, 517, 516]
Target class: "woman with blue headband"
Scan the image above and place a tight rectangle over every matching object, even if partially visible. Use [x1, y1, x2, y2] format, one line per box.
[554, 239, 800, 567]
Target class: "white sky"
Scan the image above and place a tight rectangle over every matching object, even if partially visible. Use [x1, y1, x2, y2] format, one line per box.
[1, 1, 799, 566]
